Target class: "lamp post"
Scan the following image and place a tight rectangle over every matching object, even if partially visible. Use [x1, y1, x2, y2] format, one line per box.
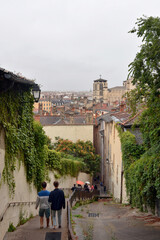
[32, 84, 41, 102]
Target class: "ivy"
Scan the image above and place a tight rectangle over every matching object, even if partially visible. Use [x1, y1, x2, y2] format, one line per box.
[119, 129, 160, 211]
[119, 16, 160, 212]
[0, 85, 35, 194]
[0, 86, 93, 194]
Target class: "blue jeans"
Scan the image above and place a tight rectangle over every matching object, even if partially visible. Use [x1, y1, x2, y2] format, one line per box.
[51, 209, 62, 226]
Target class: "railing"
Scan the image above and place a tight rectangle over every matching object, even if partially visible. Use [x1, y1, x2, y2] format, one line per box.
[67, 190, 100, 240]
[0, 201, 36, 222]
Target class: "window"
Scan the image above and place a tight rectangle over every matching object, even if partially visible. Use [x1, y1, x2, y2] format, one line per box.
[100, 83, 103, 90]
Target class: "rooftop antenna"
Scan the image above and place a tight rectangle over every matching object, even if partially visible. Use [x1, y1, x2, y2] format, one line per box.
[99, 74, 102, 79]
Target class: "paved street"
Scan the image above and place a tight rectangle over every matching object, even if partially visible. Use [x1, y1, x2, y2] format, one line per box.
[3, 208, 68, 240]
[72, 199, 160, 240]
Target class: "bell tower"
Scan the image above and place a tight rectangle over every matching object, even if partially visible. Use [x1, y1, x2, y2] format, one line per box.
[93, 76, 108, 103]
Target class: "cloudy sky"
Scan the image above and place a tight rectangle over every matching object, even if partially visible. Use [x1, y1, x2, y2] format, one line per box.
[0, 0, 159, 91]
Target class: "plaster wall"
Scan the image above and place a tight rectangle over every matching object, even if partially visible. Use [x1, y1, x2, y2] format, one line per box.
[101, 121, 128, 203]
[43, 125, 93, 143]
[0, 134, 91, 240]
[110, 123, 123, 202]
[0, 161, 37, 240]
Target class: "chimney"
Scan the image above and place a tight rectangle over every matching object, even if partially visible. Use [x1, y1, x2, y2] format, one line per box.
[120, 103, 125, 112]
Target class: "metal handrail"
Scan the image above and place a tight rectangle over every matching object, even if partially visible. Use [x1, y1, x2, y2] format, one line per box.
[0, 201, 36, 222]
[67, 190, 100, 240]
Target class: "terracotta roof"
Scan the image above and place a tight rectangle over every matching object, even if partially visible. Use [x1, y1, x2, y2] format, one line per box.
[121, 111, 142, 127]
[111, 112, 131, 123]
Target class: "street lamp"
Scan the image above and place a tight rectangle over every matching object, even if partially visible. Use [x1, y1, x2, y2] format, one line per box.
[32, 84, 41, 102]
[106, 158, 109, 164]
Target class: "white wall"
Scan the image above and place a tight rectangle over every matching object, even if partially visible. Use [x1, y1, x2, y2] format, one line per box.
[0, 161, 91, 240]
[43, 125, 93, 143]
[0, 124, 93, 240]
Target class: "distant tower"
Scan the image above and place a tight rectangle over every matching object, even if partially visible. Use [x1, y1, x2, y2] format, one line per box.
[93, 75, 108, 103]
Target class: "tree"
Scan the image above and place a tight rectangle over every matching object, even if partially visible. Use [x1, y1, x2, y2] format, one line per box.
[128, 16, 160, 105]
[122, 16, 160, 209]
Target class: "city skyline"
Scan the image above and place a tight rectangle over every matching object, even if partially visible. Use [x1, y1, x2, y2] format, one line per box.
[0, 0, 159, 91]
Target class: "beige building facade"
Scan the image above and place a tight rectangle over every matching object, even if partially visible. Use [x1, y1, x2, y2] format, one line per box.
[43, 124, 93, 143]
[93, 77, 134, 105]
[94, 114, 128, 203]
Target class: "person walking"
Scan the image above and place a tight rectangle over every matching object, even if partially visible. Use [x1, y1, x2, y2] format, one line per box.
[49, 181, 65, 229]
[35, 182, 50, 229]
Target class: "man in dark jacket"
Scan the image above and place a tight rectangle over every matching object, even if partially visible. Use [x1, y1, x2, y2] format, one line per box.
[48, 181, 65, 229]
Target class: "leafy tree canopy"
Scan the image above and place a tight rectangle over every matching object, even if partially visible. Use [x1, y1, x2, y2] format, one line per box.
[128, 16, 160, 110]
[121, 16, 160, 210]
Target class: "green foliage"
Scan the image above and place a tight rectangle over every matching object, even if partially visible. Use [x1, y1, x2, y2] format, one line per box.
[46, 149, 86, 177]
[54, 138, 100, 174]
[60, 158, 85, 177]
[125, 145, 160, 209]
[17, 209, 34, 226]
[0, 86, 94, 194]
[139, 100, 160, 148]
[119, 130, 160, 210]
[0, 86, 35, 193]
[47, 150, 61, 170]
[120, 131, 144, 171]
[121, 16, 160, 212]
[129, 16, 160, 102]
[73, 214, 83, 218]
[8, 223, 16, 232]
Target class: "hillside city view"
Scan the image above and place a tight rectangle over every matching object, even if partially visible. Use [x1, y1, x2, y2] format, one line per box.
[0, 2, 160, 240]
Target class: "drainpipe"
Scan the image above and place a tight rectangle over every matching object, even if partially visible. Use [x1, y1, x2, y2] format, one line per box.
[99, 125, 104, 183]
[120, 170, 123, 203]
[120, 127, 126, 203]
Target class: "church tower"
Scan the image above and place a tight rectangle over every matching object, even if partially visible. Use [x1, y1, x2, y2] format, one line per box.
[93, 76, 108, 103]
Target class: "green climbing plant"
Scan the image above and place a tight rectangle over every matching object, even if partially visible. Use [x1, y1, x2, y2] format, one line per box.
[0, 85, 93, 194]
[119, 16, 160, 212]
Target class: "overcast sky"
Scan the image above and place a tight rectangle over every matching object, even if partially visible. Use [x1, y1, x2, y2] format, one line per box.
[0, 0, 159, 91]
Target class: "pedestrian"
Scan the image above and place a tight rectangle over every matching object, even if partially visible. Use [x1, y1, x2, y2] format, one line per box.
[35, 181, 50, 229]
[71, 184, 77, 192]
[49, 181, 65, 229]
[84, 183, 89, 192]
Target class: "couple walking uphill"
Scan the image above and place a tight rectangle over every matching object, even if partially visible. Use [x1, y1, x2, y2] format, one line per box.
[35, 181, 65, 229]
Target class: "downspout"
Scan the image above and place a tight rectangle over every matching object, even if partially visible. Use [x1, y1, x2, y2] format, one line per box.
[101, 132, 104, 183]
[99, 122, 104, 183]
[120, 127, 126, 203]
